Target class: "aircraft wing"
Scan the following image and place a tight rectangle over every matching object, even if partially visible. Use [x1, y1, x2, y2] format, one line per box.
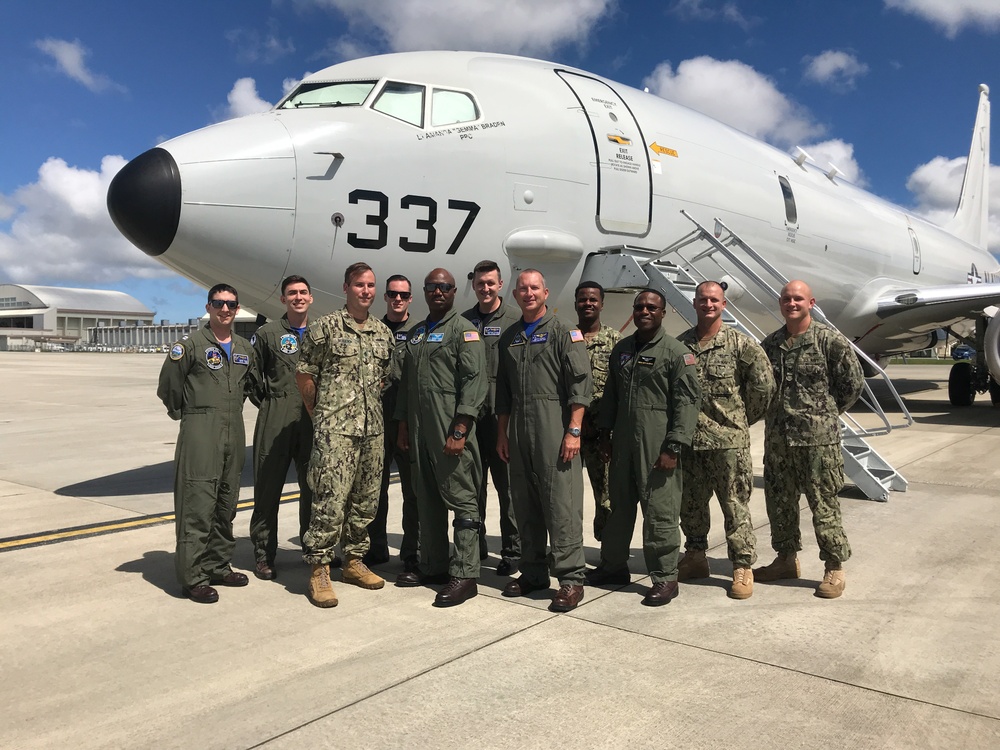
[875, 283, 1000, 330]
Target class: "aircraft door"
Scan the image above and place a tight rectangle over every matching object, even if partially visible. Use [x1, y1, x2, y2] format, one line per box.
[556, 71, 652, 236]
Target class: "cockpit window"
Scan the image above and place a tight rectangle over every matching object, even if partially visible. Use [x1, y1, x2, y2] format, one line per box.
[278, 81, 377, 109]
[372, 82, 425, 127]
[431, 89, 479, 127]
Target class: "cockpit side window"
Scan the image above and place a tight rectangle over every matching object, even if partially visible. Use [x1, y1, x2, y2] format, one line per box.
[278, 81, 377, 109]
[372, 82, 425, 127]
[431, 89, 480, 127]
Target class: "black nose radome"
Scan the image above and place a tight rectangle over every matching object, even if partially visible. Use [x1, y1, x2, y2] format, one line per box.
[107, 147, 181, 257]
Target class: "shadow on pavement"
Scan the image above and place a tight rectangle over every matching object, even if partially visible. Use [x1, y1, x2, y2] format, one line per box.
[116, 549, 184, 599]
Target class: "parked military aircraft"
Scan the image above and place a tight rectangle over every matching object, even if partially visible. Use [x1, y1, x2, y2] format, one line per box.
[107, 50, 1000, 405]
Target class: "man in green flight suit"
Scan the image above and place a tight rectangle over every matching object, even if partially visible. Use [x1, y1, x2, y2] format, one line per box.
[496, 269, 592, 612]
[157, 283, 258, 604]
[395, 268, 487, 606]
[249, 274, 323, 581]
[296, 262, 392, 608]
[754, 280, 864, 599]
[575, 281, 620, 542]
[587, 289, 701, 607]
[675, 281, 775, 599]
[461, 259, 522, 575]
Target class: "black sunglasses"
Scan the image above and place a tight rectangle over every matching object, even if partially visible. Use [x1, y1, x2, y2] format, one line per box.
[210, 299, 239, 310]
[633, 303, 662, 312]
[424, 282, 455, 293]
[386, 291, 412, 299]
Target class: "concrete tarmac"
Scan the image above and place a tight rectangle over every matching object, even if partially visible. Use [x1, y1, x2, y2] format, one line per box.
[1, 352, 999, 749]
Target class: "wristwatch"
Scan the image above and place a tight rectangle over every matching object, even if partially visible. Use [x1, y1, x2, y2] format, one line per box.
[664, 441, 682, 454]
[451, 428, 467, 440]
[566, 427, 582, 438]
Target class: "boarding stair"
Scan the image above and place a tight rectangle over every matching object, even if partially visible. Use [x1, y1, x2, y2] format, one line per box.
[581, 210, 911, 502]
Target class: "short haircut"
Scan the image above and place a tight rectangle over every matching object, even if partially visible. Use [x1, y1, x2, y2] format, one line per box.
[694, 280, 726, 298]
[516, 268, 546, 287]
[208, 283, 238, 304]
[281, 274, 311, 294]
[385, 274, 411, 292]
[473, 259, 502, 278]
[344, 261, 374, 285]
[575, 280, 606, 300]
[634, 288, 667, 308]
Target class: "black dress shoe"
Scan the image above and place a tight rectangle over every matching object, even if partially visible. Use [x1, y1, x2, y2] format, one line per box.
[550, 584, 585, 612]
[584, 565, 630, 586]
[184, 584, 219, 604]
[211, 570, 249, 587]
[396, 570, 421, 588]
[254, 561, 275, 581]
[496, 557, 519, 577]
[642, 581, 679, 607]
[502, 576, 549, 598]
[433, 577, 478, 607]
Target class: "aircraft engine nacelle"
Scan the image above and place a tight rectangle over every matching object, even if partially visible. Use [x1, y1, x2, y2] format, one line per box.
[986, 311, 1000, 386]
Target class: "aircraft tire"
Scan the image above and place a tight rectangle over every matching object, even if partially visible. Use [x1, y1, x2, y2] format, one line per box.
[948, 362, 975, 407]
[989, 378, 1000, 406]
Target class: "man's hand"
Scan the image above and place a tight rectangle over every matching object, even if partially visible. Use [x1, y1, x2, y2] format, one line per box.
[444, 435, 466, 456]
[397, 420, 410, 453]
[560, 434, 581, 463]
[653, 449, 678, 472]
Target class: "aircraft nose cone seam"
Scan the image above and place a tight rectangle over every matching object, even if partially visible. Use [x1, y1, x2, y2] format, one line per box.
[107, 147, 181, 257]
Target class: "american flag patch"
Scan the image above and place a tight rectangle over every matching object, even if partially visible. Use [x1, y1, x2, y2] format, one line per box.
[464, 331, 480, 342]
[683, 353, 696, 366]
[569, 329, 584, 343]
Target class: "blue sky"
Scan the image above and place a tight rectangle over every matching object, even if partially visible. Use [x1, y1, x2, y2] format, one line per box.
[2, 0, 999, 323]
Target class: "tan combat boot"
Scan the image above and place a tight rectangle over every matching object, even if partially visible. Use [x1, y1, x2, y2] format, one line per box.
[307, 564, 338, 608]
[342, 556, 385, 590]
[816, 564, 845, 599]
[677, 549, 710, 581]
[729, 567, 753, 600]
[753, 553, 800, 582]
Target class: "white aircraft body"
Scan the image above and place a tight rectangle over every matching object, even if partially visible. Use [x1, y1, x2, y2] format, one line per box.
[107, 51, 1000, 404]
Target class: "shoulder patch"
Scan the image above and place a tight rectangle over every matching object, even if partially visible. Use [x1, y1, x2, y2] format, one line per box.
[250, 333, 257, 346]
[683, 353, 697, 366]
[169, 343, 185, 361]
[279, 333, 299, 354]
[569, 329, 585, 343]
[409, 325, 427, 345]
[464, 330, 480, 342]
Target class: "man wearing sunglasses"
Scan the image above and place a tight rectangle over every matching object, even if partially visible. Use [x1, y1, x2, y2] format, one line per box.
[495, 269, 592, 612]
[157, 283, 258, 604]
[461, 259, 522, 576]
[587, 289, 701, 607]
[248, 275, 322, 582]
[365, 275, 419, 572]
[395, 269, 487, 606]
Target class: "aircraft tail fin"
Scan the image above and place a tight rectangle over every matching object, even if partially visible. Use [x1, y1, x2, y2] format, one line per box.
[946, 84, 991, 249]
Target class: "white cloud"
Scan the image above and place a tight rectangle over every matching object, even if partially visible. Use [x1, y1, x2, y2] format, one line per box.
[0, 157, 173, 284]
[670, 0, 756, 30]
[803, 50, 869, 91]
[226, 22, 296, 64]
[307, 0, 613, 56]
[906, 156, 1000, 251]
[220, 78, 274, 120]
[884, 0, 1000, 38]
[800, 139, 867, 186]
[35, 38, 126, 94]
[642, 56, 823, 148]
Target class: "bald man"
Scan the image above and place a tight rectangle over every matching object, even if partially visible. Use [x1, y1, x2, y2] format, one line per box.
[755, 280, 863, 599]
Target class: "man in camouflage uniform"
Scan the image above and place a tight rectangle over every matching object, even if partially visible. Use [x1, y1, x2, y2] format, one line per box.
[396, 269, 487, 606]
[462, 259, 521, 575]
[587, 289, 701, 607]
[575, 281, 620, 542]
[675, 281, 774, 599]
[496, 269, 592, 612]
[157, 283, 257, 604]
[249, 275, 320, 581]
[755, 280, 864, 599]
[296, 262, 392, 608]
[366, 274, 419, 571]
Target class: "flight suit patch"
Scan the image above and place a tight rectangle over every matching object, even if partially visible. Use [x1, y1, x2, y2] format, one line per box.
[619, 352, 633, 367]
[638, 355, 655, 367]
[250, 334, 257, 346]
[509, 334, 525, 346]
[427, 332, 445, 343]
[395, 331, 409, 342]
[409, 326, 427, 345]
[205, 347, 224, 370]
[530, 332, 548, 344]
[279, 334, 298, 354]
[464, 331, 480, 342]
[569, 329, 584, 343]
[683, 353, 697, 366]
[169, 344, 185, 361]
[484, 326, 501, 336]
[233, 353, 250, 366]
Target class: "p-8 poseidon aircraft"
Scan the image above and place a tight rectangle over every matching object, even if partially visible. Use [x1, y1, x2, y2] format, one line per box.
[107, 50, 1000, 409]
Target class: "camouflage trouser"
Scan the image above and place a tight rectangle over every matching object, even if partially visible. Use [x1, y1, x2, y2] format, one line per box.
[763, 440, 851, 563]
[680, 447, 756, 568]
[580, 435, 611, 541]
[303, 431, 383, 564]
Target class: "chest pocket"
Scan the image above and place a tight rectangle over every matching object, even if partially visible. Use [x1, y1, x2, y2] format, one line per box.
[706, 362, 736, 395]
[329, 338, 360, 373]
[373, 342, 390, 371]
[795, 361, 829, 396]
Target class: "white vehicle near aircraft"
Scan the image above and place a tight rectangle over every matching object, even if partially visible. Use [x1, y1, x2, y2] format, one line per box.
[107, 50, 1000, 410]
